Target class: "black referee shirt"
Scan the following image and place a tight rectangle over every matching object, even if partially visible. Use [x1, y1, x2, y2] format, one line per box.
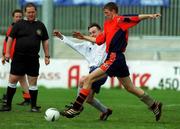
[10, 19, 49, 56]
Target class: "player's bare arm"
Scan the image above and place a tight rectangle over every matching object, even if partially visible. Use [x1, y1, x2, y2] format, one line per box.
[1, 55, 5, 65]
[139, 13, 161, 20]
[1, 47, 5, 64]
[73, 31, 96, 43]
[5, 37, 13, 62]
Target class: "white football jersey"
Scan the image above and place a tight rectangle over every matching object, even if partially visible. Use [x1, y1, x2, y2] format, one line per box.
[60, 35, 107, 68]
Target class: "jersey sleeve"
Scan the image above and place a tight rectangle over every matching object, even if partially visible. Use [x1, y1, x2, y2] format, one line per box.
[9, 23, 18, 39]
[41, 23, 49, 41]
[96, 32, 106, 45]
[118, 15, 140, 31]
[3, 25, 13, 54]
[61, 35, 90, 58]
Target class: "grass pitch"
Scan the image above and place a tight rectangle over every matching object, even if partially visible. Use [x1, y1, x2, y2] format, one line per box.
[0, 87, 180, 129]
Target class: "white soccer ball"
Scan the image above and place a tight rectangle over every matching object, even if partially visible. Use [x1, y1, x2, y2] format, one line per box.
[44, 108, 60, 122]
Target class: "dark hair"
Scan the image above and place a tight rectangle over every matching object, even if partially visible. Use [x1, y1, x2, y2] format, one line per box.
[12, 9, 23, 17]
[103, 2, 118, 13]
[24, 2, 37, 12]
[88, 23, 101, 30]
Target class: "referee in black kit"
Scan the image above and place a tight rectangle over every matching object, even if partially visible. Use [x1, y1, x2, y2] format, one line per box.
[0, 2, 50, 112]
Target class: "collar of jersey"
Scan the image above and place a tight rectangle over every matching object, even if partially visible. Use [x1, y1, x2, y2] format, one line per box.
[24, 17, 38, 21]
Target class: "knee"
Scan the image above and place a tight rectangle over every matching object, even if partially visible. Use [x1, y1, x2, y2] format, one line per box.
[79, 76, 86, 86]
[84, 76, 93, 85]
[28, 79, 37, 86]
[80, 76, 93, 89]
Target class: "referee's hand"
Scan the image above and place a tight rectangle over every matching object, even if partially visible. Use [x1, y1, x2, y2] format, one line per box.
[45, 56, 50, 65]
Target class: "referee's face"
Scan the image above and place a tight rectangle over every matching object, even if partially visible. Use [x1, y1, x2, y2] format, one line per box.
[25, 7, 36, 22]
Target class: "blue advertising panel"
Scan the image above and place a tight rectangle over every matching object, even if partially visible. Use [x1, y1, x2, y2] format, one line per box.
[19, 0, 169, 6]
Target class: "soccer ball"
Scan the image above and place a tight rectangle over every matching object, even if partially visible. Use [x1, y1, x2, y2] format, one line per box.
[44, 108, 60, 122]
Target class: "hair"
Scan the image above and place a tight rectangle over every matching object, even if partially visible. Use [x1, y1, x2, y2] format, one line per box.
[24, 2, 37, 12]
[88, 23, 101, 30]
[103, 2, 118, 13]
[12, 9, 23, 17]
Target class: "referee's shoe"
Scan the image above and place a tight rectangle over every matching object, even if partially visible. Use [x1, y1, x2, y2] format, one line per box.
[0, 104, 11, 111]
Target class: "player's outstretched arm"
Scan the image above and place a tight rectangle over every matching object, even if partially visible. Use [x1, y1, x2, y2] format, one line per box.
[139, 13, 161, 20]
[73, 31, 96, 43]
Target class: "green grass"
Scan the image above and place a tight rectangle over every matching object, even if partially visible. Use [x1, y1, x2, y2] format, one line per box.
[0, 87, 180, 129]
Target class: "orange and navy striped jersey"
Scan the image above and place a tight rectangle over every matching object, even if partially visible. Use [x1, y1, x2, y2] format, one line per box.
[96, 15, 140, 53]
[3, 23, 16, 59]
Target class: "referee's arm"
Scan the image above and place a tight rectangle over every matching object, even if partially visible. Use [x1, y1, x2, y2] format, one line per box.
[42, 40, 50, 65]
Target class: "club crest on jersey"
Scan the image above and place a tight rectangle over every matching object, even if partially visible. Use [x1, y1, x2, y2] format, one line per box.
[36, 29, 42, 36]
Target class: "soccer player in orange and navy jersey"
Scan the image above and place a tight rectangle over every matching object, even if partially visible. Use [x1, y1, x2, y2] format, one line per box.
[1, 9, 31, 106]
[61, 2, 163, 122]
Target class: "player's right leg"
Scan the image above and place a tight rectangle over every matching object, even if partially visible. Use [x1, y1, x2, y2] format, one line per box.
[118, 76, 163, 121]
[17, 75, 31, 106]
[0, 74, 21, 111]
[60, 68, 107, 118]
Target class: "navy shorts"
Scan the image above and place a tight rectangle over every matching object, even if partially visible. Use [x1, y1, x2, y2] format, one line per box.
[10, 53, 40, 77]
[100, 52, 130, 77]
[89, 66, 108, 94]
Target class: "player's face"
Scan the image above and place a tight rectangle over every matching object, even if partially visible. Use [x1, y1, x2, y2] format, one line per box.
[13, 12, 22, 23]
[104, 9, 114, 20]
[25, 7, 36, 21]
[88, 26, 101, 38]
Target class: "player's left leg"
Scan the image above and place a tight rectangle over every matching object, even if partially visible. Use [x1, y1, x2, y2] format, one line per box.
[118, 76, 162, 121]
[60, 68, 106, 118]
[27, 75, 41, 112]
[86, 73, 112, 121]
[86, 90, 112, 121]
[26, 57, 41, 112]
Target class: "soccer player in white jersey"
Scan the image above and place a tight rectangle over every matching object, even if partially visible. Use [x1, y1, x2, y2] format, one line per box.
[53, 23, 112, 121]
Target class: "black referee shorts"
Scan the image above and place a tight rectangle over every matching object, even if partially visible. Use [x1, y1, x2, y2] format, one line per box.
[10, 53, 40, 77]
